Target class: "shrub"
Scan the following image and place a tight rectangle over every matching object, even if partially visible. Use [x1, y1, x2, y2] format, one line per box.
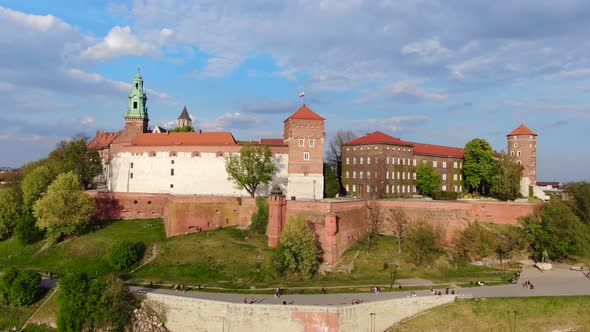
[108, 240, 145, 270]
[404, 221, 443, 266]
[454, 222, 495, 261]
[273, 214, 321, 278]
[250, 198, 269, 234]
[432, 190, 458, 201]
[0, 268, 42, 306]
[15, 210, 43, 245]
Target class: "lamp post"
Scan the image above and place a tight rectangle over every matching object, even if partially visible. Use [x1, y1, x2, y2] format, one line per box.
[369, 312, 376, 332]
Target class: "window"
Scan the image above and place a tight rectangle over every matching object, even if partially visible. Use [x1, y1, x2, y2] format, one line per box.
[413, 159, 417, 166]
[171, 169, 175, 176]
[453, 161, 458, 168]
[299, 139, 304, 146]
[360, 171, 363, 179]
[170, 184, 174, 188]
[442, 174, 447, 180]
[517, 151, 521, 157]
[346, 184, 349, 192]
[386, 157, 390, 164]
[386, 172, 389, 179]
[367, 172, 371, 179]
[130, 173, 134, 179]
[514, 143, 518, 148]
[386, 186, 389, 194]
[442, 185, 447, 191]
[453, 174, 458, 181]
[353, 157, 357, 165]
[460, 174, 462, 180]
[303, 152, 310, 160]
[402, 158, 406, 166]
[346, 147, 350, 151]
[367, 157, 371, 164]
[423, 160, 427, 165]
[397, 185, 400, 193]
[133, 101, 138, 109]
[413, 172, 416, 180]
[147, 201, 152, 205]
[433, 161, 438, 167]
[353, 171, 356, 179]
[460, 162, 463, 169]
[133, 200, 138, 204]
[352, 184, 356, 192]
[309, 139, 315, 147]
[135, 83, 138, 88]
[130, 162, 134, 168]
[346, 157, 350, 165]
[397, 157, 401, 164]
[346, 171, 350, 179]
[511, 151, 514, 156]
[360, 157, 364, 165]
[367, 185, 371, 193]
[397, 171, 400, 179]
[459, 185, 462, 192]
[171, 160, 175, 164]
[402, 186, 405, 193]
[402, 172, 405, 180]
[443, 161, 447, 168]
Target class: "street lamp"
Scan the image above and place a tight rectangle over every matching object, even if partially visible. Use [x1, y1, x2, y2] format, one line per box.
[369, 312, 376, 332]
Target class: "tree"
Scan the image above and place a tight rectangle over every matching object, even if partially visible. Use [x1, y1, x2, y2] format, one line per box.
[250, 198, 269, 234]
[57, 272, 90, 332]
[0, 187, 22, 240]
[21, 165, 55, 210]
[273, 213, 321, 278]
[388, 208, 409, 254]
[494, 226, 524, 265]
[0, 268, 42, 306]
[453, 221, 495, 261]
[108, 241, 146, 270]
[49, 136, 103, 188]
[33, 172, 95, 241]
[171, 125, 195, 132]
[15, 209, 43, 245]
[404, 221, 443, 266]
[565, 182, 590, 224]
[327, 130, 358, 194]
[490, 153, 522, 201]
[520, 199, 590, 261]
[464, 138, 497, 195]
[323, 163, 339, 198]
[415, 162, 441, 196]
[365, 203, 382, 252]
[225, 144, 278, 198]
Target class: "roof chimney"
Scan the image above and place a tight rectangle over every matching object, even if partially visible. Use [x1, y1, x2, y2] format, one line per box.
[199, 129, 202, 134]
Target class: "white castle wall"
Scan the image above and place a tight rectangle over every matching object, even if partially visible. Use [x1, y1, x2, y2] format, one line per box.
[108, 151, 289, 197]
[287, 174, 324, 200]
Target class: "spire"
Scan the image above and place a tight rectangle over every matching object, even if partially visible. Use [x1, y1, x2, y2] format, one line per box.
[177, 106, 192, 128]
[125, 68, 148, 120]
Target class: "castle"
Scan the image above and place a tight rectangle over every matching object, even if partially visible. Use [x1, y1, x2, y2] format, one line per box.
[89, 69, 325, 200]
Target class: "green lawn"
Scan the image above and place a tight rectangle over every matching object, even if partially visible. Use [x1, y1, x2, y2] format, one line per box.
[389, 296, 590, 332]
[0, 289, 56, 332]
[1, 219, 509, 290]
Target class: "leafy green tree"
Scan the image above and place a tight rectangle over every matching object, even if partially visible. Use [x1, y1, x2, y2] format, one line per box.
[8, 270, 42, 306]
[273, 214, 321, 278]
[171, 125, 195, 132]
[520, 199, 590, 260]
[404, 221, 443, 266]
[490, 153, 522, 201]
[57, 272, 90, 332]
[107, 240, 145, 270]
[21, 165, 55, 210]
[565, 182, 590, 224]
[49, 137, 103, 188]
[323, 163, 339, 198]
[33, 172, 95, 241]
[225, 144, 278, 198]
[464, 138, 497, 195]
[0, 268, 19, 304]
[250, 198, 269, 234]
[494, 226, 524, 265]
[454, 221, 495, 261]
[15, 209, 43, 244]
[0, 187, 22, 240]
[327, 130, 358, 194]
[416, 162, 441, 196]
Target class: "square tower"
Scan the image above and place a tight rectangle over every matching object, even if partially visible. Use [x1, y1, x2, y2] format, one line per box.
[283, 105, 325, 200]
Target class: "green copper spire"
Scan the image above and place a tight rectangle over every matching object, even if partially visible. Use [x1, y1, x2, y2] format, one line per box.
[125, 66, 148, 119]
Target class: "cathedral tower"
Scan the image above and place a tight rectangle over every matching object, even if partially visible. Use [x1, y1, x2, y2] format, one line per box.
[177, 106, 192, 128]
[283, 105, 325, 200]
[113, 67, 149, 144]
[507, 124, 537, 185]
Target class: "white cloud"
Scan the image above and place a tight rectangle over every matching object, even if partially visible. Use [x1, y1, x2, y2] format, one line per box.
[81, 117, 95, 126]
[0, 6, 69, 32]
[391, 80, 447, 101]
[448, 57, 493, 80]
[187, 55, 243, 79]
[401, 39, 449, 60]
[545, 68, 590, 80]
[354, 115, 429, 133]
[200, 113, 264, 131]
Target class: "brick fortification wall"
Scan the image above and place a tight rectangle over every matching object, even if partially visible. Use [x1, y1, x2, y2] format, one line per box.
[89, 191, 540, 263]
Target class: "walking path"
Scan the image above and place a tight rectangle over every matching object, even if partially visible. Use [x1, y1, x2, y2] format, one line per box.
[127, 266, 590, 306]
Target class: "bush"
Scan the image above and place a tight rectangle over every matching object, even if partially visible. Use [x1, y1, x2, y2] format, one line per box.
[454, 222, 496, 261]
[15, 210, 43, 245]
[432, 190, 458, 200]
[108, 240, 145, 270]
[250, 198, 269, 234]
[404, 221, 443, 266]
[0, 268, 42, 306]
[273, 214, 321, 278]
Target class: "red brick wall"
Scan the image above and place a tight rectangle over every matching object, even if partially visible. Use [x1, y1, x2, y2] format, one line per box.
[88, 191, 169, 220]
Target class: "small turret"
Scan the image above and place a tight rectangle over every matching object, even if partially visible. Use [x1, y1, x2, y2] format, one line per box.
[177, 106, 192, 128]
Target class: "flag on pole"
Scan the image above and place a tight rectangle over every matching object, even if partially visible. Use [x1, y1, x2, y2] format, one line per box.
[299, 92, 305, 98]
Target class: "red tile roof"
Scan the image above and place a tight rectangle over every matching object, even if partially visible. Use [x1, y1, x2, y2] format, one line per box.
[88, 131, 118, 149]
[285, 105, 325, 122]
[344, 131, 411, 146]
[345, 131, 464, 158]
[259, 138, 287, 146]
[410, 142, 465, 158]
[130, 132, 238, 146]
[507, 124, 537, 136]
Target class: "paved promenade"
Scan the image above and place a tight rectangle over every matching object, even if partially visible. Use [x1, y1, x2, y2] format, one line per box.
[128, 266, 590, 306]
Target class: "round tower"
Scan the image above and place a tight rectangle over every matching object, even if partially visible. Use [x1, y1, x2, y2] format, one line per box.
[507, 124, 537, 185]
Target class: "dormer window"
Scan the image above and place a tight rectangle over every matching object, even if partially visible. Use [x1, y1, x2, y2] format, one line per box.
[133, 101, 138, 109]
[135, 83, 138, 88]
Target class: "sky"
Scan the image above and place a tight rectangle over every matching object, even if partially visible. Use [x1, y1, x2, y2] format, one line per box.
[0, 0, 589, 182]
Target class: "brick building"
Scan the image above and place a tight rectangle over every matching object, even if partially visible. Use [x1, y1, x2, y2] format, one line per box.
[341, 131, 464, 198]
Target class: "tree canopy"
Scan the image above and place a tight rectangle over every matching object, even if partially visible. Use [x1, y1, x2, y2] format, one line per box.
[323, 163, 339, 198]
[49, 136, 103, 188]
[33, 171, 95, 240]
[565, 182, 590, 224]
[463, 138, 497, 194]
[273, 214, 321, 278]
[225, 144, 278, 198]
[415, 162, 441, 196]
[327, 130, 358, 194]
[0, 187, 22, 240]
[171, 125, 195, 132]
[490, 153, 522, 201]
[21, 165, 55, 210]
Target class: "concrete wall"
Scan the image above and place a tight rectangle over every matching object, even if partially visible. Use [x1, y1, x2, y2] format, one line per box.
[145, 292, 454, 332]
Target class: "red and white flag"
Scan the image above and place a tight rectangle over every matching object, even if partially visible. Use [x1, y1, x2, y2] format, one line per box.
[299, 92, 305, 98]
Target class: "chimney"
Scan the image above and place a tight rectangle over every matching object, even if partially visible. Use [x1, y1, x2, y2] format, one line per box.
[199, 129, 202, 134]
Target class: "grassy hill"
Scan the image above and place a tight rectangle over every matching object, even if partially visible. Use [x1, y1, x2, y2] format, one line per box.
[0, 219, 509, 290]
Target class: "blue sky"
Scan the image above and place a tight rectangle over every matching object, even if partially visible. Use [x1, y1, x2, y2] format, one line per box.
[0, 0, 589, 182]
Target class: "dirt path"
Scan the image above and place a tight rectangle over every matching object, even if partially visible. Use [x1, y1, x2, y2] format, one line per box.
[130, 244, 158, 274]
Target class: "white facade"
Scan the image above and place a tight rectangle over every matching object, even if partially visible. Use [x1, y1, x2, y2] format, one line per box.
[286, 174, 324, 201]
[108, 151, 289, 197]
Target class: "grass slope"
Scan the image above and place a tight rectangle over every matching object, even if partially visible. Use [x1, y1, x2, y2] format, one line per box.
[390, 296, 590, 332]
[0, 289, 56, 332]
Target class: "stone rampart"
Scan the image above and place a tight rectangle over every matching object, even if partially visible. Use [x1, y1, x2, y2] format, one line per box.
[145, 292, 454, 332]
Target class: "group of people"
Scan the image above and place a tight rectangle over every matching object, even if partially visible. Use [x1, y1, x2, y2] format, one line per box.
[522, 280, 535, 289]
[351, 298, 363, 305]
[274, 288, 281, 299]
[171, 284, 186, 292]
[430, 287, 454, 296]
[370, 286, 381, 295]
[243, 297, 255, 304]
